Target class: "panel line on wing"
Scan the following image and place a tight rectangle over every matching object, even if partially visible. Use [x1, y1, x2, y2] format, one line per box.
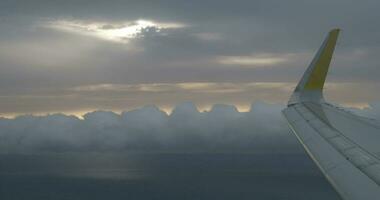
[301, 103, 380, 161]
[293, 104, 380, 186]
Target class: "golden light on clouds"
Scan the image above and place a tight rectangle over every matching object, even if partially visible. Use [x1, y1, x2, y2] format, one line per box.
[1, 81, 380, 118]
[217, 54, 293, 67]
[70, 82, 294, 94]
[340, 103, 370, 109]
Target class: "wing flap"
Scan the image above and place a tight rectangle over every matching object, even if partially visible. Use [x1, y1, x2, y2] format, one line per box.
[283, 105, 380, 200]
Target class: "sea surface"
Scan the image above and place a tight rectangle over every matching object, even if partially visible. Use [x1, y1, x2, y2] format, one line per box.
[0, 153, 341, 200]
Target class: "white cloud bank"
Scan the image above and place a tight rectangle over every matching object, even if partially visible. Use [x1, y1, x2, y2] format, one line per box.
[1, 101, 379, 154]
[0, 102, 300, 154]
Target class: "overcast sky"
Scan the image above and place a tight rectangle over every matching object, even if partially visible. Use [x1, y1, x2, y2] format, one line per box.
[1, 0, 380, 116]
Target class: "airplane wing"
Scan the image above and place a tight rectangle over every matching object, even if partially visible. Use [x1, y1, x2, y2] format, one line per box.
[282, 29, 380, 200]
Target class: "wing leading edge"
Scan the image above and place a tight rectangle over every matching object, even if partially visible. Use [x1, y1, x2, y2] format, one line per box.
[283, 29, 380, 200]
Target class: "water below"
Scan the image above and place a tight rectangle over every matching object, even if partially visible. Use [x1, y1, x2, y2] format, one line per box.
[0, 153, 341, 200]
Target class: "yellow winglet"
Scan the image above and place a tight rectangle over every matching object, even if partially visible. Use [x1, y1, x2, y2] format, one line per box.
[288, 29, 340, 105]
[304, 29, 340, 90]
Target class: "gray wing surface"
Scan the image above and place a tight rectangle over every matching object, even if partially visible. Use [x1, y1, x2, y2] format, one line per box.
[283, 29, 380, 200]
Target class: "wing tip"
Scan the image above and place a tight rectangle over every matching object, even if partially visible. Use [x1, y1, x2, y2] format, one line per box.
[288, 28, 341, 106]
[330, 28, 340, 34]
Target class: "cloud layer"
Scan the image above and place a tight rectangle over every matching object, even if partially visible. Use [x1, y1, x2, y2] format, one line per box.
[1, 102, 380, 154]
[0, 102, 299, 153]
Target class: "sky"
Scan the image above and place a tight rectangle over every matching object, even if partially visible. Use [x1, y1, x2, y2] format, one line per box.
[0, 0, 380, 116]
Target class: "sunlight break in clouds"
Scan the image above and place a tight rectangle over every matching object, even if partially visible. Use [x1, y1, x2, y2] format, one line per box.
[47, 19, 186, 43]
[217, 54, 298, 67]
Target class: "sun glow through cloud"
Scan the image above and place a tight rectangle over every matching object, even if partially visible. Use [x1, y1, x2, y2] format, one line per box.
[216, 53, 301, 67]
[47, 19, 185, 43]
